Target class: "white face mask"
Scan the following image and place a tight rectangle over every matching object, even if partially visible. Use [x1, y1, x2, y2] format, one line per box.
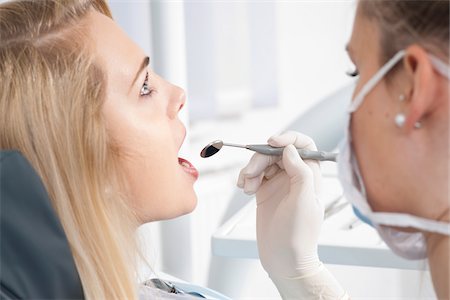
[337, 50, 450, 260]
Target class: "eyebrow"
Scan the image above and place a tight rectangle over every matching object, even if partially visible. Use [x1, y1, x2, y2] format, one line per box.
[345, 44, 351, 54]
[129, 56, 150, 93]
[345, 43, 355, 57]
[345, 44, 356, 62]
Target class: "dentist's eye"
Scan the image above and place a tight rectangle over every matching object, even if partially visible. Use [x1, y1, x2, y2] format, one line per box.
[140, 72, 153, 97]
[346, 69, 359, 77]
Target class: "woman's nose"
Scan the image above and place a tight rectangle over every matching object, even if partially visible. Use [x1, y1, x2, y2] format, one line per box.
[167, 84, 186, 119]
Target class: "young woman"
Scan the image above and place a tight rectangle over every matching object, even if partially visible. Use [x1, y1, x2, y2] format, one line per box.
[1, 0, 198, 298]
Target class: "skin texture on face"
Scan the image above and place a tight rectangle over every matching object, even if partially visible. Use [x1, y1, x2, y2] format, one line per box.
[347, 5, 449, 222]
[347, 8, 406, 215]
[85, 11, 197, 222]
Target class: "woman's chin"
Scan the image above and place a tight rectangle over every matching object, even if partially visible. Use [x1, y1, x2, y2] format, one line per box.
[180, 193, 198, 215]
[136, 188, 198, 223]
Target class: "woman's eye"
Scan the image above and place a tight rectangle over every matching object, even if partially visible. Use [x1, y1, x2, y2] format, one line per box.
[140, 72, 152, 97]
[346, 69, 359, 77]
[140, 84, 151, 96]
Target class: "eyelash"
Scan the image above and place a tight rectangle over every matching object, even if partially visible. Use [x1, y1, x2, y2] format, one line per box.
[140, 71, 153, 97]
[346, 69, 359, 77]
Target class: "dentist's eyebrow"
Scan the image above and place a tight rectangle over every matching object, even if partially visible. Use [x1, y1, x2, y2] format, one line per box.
[129, 56, 150, 93]
[345, 44, 356, 62]
[345, 44, 351, 54]
[345, 44, 356, 57]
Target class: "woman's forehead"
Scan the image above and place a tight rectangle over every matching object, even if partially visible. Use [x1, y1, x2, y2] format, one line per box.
[85, 10, 146, 88]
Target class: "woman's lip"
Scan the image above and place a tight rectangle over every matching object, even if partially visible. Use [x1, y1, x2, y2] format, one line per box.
[178, 157, 199, 180]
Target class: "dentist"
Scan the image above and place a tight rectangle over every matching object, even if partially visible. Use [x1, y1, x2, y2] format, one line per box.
[238, 1, 450, 299]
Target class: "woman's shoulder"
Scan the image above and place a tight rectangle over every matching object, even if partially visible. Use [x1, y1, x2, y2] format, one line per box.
[139, 284, 201, 299]
[139, 278, 232, 300]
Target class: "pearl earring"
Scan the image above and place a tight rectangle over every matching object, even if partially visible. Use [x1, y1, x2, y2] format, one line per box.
[395, 113, 406, 127]
[395, 113, 422, 128]
[396, 93, 422, 128]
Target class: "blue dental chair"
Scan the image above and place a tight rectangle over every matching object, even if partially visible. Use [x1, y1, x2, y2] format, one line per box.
[0, 151, 84, 299]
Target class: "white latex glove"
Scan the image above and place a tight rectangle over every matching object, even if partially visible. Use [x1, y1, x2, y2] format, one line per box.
[237, 131, 323, 277]
[237, 131, 348, 299]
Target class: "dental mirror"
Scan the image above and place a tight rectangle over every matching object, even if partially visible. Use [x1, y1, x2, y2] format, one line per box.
[200, 140, 338, 162]
[200, 140, 224, 158]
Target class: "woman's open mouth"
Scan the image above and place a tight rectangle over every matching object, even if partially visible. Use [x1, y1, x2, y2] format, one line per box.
[178, 157, 199, 180]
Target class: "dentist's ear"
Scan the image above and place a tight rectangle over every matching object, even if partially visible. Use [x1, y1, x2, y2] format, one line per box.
[402, 45, 439, 132]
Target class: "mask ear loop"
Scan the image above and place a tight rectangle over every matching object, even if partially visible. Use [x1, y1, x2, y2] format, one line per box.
[348, 50, 407, 113]
[429, 54, 450, 79]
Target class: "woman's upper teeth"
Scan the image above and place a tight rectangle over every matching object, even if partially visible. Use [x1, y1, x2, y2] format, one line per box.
[180, 161, 190, 168]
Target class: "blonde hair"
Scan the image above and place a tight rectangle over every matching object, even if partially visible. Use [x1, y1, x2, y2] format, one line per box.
[0, 1, 140, 299]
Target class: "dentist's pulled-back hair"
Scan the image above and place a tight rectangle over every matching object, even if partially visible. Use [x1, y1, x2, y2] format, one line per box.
[360, 0, 449, 63]
[0, 1, 139, 299]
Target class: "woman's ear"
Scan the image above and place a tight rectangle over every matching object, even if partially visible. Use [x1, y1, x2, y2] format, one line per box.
[403, 45, 438, 132]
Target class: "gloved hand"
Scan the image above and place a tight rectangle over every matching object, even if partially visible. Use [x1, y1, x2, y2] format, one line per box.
[237, 131, 323, 278]
[237, 131, 348, 299]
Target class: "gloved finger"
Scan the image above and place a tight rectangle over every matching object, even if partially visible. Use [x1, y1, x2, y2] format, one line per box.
[270, 131, 321, 192]
[282, 144, 314, 195]
[243, 173, 265, 195]
[237, 153, 274, 189]
[237, 168, 245, 188]
[238, 158, 281, 192]
[276, 159, 286, 170]
[240, 152, 281, 179]
[264, 164, 280, 180]
[268, 131, 318, 151]
[273, 150, 320, 194]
